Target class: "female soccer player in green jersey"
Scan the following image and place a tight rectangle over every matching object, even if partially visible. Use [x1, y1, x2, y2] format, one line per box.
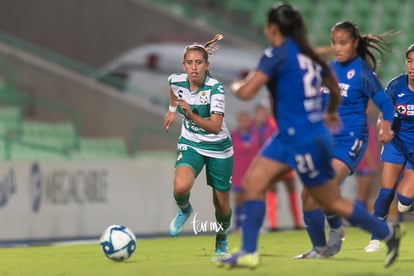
[163, 34, 233, 256]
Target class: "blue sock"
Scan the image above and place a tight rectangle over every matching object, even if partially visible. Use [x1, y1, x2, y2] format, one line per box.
[355, 200, 367, 210]
[326, 213, 342, 229]
[241, 200, 265, 253]
[235, 206, 243, 229]
[371, 188, 395, 239]
[303, 209, 326, 247]
[373, 188, 395, 219]
[348, 202, 390, 239]
[397, 193, 414, 207]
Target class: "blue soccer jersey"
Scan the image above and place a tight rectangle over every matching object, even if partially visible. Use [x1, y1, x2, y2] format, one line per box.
[257, 38, 335, 186]
[330, 56, 391, 138]
[258, 38, 327, 141]
[382, 73, 414, 164]
[322, 56, 394, 172]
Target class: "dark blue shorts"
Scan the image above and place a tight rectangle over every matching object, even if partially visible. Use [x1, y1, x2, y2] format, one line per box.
[260, 132, 335, 187]
[333, 135, 367, 174]
[381, 140, 414, 170]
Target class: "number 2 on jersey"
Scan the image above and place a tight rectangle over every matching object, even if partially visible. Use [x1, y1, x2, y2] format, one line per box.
[298, 53, 322, 98]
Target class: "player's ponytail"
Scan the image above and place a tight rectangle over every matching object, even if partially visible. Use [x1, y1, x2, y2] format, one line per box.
[267, 3, 329, 71]
[203, 34, 223, 56]
[331, 21, 398, 72]
[183, 34, 223, 62]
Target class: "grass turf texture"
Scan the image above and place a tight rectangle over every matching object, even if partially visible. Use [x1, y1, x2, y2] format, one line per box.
[0, 223, 412, 276]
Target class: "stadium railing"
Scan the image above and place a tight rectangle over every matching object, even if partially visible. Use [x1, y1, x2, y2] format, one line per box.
[0, 31, 167, 110]
[0, 59, 132, 160]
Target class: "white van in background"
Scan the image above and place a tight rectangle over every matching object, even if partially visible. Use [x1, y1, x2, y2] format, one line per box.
[98, 42, 269, 128]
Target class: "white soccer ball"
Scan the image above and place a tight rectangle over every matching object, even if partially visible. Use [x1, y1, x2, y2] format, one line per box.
[100, 225, 136, 261]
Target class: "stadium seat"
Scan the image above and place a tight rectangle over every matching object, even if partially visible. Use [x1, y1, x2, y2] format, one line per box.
[71, 137, 128, 160]
[0, 106, 22, 136]
[22, 121, 77, 150]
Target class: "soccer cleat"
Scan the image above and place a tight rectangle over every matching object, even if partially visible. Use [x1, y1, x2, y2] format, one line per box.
[325, 226, 345, 256]
[294, 248, 328, 259]
[216, 251, 259, 269]
[364, 239, 381, 253]
[168, 205, 193, 237]
[397, 201, 414, 213]
[384, 223, 403, 268]
[215, 236, 229, 256]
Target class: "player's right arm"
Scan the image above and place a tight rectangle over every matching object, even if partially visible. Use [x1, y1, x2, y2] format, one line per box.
[322, 71, 342, 133]
[164, 87, 177, 133]
[230, 70, 268, 100]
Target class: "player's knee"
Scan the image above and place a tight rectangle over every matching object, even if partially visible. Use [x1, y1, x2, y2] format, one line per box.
[173, 180, 192, 195]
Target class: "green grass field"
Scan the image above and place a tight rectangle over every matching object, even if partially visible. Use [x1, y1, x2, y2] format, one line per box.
[0, 223, 412, 276]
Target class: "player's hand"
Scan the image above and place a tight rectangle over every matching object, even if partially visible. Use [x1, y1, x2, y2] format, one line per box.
[230, 71, 254, 94]
[175, 99, 193, 120]
[378, 120, 394, 143]
[164, 111, 175, 133]
[323, 112, 342, 134]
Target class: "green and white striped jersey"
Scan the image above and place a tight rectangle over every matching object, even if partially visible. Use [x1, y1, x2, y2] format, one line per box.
[168, 73, 233, 158]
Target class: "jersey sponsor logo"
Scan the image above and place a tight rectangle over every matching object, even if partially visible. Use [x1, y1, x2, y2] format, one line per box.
[304, 97, 322, 112]
[308, 170, 320, 179]
[178, 145, 188, 151]
[184, 120, 206, 133]
[347, 69, 355, 80]
[264, 47, 273, 58]
[339, 83, 350, 97]
[177, 152, 183, 161]
[397, 93, 405, 97]
[396, 104, 414, 116]
[215, 98, 224, 104]
[177, 89, 184, 99]
[211, 110, 224, 116]
[213, 101, 224, 110]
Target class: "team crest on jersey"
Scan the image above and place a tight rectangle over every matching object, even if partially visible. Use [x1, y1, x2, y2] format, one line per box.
[396, 104, 414, 116]
[396, 104, 407, 116]
[347, 69, 355, 80]
[199, 91, 208, 104]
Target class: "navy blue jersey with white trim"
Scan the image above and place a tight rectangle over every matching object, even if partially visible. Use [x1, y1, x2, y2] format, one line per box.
[385, 73, 414, 149]
[323, 56, 393, 141]
[257, 38, 326, 141]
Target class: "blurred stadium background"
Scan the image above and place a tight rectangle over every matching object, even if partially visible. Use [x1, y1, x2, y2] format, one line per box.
[0, 0, 410, 159]
[0, 0, 409, 243]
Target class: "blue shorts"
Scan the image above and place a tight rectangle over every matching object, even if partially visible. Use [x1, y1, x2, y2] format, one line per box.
[260, 132, 335, 187]
[381, 140, 414, 170]
[333, 135, 367, 174]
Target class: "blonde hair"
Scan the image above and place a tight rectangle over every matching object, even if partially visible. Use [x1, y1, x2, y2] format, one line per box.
[183, 34, 223, 61]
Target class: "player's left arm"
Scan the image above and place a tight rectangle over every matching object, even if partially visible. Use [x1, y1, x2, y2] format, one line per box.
[368, 74, 395, 143]
[230, 70, 268, 100]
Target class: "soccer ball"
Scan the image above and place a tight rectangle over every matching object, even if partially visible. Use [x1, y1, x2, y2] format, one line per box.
[100, 225, 136, 261]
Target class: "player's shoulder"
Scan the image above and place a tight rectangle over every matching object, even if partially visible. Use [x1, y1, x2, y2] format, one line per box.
[204, 75, 222, 86]
[387, 73, 406, 86]
[204, 75, 225, 93]
[168, 73, 187, 84]
[358, 59, 382, 83]
[385, 73, 406, 91]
